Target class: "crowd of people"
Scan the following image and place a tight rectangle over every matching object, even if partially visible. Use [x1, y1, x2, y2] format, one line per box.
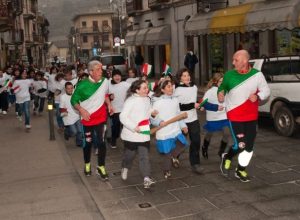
[0, 49, 270, 188]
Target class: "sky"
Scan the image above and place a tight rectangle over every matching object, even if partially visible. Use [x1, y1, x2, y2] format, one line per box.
[38, 0, 110, 42]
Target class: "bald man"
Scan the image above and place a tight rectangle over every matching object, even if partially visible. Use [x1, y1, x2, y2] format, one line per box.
[218, 50, 270, 182]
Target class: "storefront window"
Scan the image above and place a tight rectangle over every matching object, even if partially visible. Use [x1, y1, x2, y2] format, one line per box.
[208, 35, 224, 74]
[237, 32, 259, 59]
[276, 28, 300, 55]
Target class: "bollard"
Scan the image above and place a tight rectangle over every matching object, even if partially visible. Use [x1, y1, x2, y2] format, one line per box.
[48, 97, 55, 140]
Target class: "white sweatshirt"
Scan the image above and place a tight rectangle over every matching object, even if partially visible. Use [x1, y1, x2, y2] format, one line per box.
[203, 86, 227, 121]
[108, 81, 130, 113]
[60, 93, 80, 125]
[120, 94, 152, 142]
[174, 84, 198, 123]
[151, 95, 186, 140]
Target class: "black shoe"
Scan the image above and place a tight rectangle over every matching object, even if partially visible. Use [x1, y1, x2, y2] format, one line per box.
[191, 164, 204, 174]
[235, 168, 250, 183]
[96, 166, 109, 181]
[202, 146, 208, 159]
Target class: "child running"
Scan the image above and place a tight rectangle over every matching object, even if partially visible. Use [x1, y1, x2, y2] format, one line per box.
[174, 68, 203, 174]
[151, 79, 188, 179]
[120, 79, 156, 189]
[108, 69, 130, 148]
[201, 73, 231, 159]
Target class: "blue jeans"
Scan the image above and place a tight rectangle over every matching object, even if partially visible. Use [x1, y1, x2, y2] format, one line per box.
[18, 101, 30, 126]
[65, 120, 83, 146]
[55, 103, 64, 128]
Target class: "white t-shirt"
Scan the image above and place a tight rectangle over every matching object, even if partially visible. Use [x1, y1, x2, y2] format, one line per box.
[125, 77, 139, 84]
[13, 79, 32, 104]
[32, 80, 48, 98]
[59, 93, 80, 125]
[108, 81, 130, 113]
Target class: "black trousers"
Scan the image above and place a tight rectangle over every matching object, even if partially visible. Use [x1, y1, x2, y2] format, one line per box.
[0, 91, 8, 111]
[111, 113, 121, 146]
[227, 120, 257, 160]
[83, 123, 106, 166]
[186, 120, 201, 166]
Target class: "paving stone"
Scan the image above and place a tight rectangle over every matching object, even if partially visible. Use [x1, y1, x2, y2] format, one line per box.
[93, 186, 141, 201]
[265, 214, 300, 220]
[254, 169, 300, 185]
[252, 195, 300, 217]
[99, 200, 128, 214]
[156, 198, 216, 218]
[169, 183, 223, 200]
[206, 190, 267, 209]
[106, 209, 163, 220]
[291, 165, 300, 173]
[255, 161, 290, 173]
[136, 179, 188, 193]
[255, 183, 300, 199]
[199, 204, 268, 220]
[121, 191, 178, 209]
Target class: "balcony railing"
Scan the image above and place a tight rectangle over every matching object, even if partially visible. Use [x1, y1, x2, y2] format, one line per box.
[76, 27, 100, 34]
[23, 3, 36, 19]
[148, 0, 170, 8]
[25, 34, 33, 43]
[126, 0, 143, 16]
[11, 0, 23, 16]
[12, 29, 24, 43]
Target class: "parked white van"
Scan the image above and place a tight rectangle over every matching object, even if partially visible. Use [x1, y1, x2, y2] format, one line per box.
[250, 56, 300, 136]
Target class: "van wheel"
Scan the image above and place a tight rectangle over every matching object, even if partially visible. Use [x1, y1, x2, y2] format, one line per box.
[274, 106, 296, 137]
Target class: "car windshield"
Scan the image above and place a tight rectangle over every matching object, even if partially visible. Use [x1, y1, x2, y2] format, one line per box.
[101, 56, 125, 65]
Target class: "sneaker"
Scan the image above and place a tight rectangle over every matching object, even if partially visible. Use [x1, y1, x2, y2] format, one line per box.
[25, 125, 31, 129]
[84, 163, 91, 176]
[96, 166, 109, 181]
[191, 164, 204, 174]
[164, 171, 171, 179]
[171, 157, 180, 168]
[202, 146, 208, 159]
[220, 153, 231, 176]
[121, 168, 128, 180]
[2, 111, 7, 115]
[17, 116, 22, 122]
[143, 177, 156, 189]
[15, 112, 18, 116]
[94, 148, 98, 155]
[110, 145, 117, 149]
[235, 169, 250, 182]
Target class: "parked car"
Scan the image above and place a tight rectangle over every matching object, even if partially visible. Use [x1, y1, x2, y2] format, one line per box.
[250, 56, 300, 136]
[90, 53, 127, 77]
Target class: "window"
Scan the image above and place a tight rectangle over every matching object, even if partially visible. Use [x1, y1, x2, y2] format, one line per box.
[82, 35, 88, 43]
[102, 20, 108, 26]
[82, 21, 86, 27]
[262, 60, 300, 82]
[101, 56, 125, 65]
[102, 34, 109, 41]
[93, 35, 99, 42]
[93, 21, 98, 31]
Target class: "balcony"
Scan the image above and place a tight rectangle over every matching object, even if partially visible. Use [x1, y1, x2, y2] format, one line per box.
[25, 34, 34, 43]
[76, 27, 100, 34]
[126, 0, 143, 16]
[0, 2, 12, 32]
[11, 0, 23, 16]
[12, 29, 24, 44]
[102, 25, 111, 33]
[23, 3, 36, 19]
[33, 33, 44, 44]
[148, 0, 171, 10]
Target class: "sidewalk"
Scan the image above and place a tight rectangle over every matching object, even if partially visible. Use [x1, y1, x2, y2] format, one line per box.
[0, 110, 103, 220]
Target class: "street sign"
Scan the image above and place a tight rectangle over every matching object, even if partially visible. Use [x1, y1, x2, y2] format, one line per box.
[114, 37, 121, 44]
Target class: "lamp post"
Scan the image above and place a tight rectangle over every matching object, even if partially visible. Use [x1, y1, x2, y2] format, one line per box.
[48, 97, 55, 140]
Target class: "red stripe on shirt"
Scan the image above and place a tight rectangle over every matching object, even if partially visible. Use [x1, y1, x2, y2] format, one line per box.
[81, 104, 107, 126]
[227, 99, 259, 122]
